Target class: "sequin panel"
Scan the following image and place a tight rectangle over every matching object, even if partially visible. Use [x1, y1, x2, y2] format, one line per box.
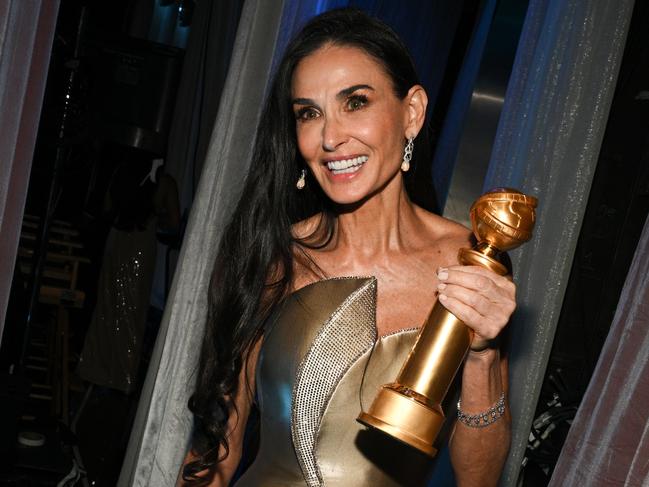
[291, 278, 377, 487]
[78, 226, 155, 394]
[111, 250, 143, 389]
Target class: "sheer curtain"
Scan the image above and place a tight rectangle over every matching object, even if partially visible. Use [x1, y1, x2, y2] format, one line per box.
[118, 1, 287, 484]
[549, 215, 649, 485]
[480, 0, 635, 485]
[163, 0, 243, 216]
[0, 1, 59, 342]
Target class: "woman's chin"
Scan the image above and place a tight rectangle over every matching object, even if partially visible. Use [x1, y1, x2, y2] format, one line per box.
[316, 169, 402, 208]
[314, 175, 368, 205]
[322, 188, 372, 208]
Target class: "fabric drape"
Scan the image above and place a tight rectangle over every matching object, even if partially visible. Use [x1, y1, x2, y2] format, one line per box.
[118, 1, 287, 484]
[164, 1, 243, 215]
[480, 0, 635, 485]
[147, 1, 244, 310]
[0, 0, 59, 341]
[549, 214, 649, 486]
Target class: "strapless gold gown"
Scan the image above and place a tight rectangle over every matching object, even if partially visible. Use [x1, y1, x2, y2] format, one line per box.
[235, 277, 444, 486]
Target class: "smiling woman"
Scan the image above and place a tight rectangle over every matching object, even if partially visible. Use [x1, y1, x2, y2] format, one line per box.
[179, 8, 514, 487]
[291, 45, 427, 206]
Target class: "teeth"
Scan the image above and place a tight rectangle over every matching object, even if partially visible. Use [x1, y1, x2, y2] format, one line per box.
[326, 155, 368, 173]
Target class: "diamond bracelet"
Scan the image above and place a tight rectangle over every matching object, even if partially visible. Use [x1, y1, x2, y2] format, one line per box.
[457, 392, 506, 428]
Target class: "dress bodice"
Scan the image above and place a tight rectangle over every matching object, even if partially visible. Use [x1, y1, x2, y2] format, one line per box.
[234, 277, 435, 486]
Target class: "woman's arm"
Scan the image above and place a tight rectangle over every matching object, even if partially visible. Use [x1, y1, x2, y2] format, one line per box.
[449, 349, 511, 487]
[435, 265, 515, 486]
[177, 339, 262, 487]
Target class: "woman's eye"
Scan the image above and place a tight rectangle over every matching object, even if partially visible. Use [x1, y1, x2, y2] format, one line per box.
[346, 95, 368, 111]
[296, 107, 319, 121]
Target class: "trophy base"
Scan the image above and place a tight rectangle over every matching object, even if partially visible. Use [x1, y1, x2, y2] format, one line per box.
[357, 386, 443, 457]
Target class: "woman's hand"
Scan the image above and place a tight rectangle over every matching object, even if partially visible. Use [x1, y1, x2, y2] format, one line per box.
[436, 265, 516, 351]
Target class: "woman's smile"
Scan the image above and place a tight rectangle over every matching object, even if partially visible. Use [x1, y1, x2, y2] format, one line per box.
[324, 155, 369, 180]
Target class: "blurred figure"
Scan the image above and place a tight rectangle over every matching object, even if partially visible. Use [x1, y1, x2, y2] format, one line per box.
[78, 145, 179, 394]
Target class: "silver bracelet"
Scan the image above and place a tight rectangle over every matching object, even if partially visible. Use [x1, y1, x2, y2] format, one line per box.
[457, 392, 506, 428]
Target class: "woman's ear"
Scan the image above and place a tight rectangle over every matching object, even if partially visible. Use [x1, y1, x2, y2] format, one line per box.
[404, 85, 428, 138]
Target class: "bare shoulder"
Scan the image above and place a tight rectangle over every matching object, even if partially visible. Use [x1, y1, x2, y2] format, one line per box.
[413, 207, 473, 261]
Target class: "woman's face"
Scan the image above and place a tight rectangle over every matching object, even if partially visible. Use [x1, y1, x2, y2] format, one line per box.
[291, 44, 416, 205]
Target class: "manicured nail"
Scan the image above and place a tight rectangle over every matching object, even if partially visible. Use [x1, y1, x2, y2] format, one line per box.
[437, 282, 447, 290]
[439, 293, 448, 301]
[438, 270, 448, 280]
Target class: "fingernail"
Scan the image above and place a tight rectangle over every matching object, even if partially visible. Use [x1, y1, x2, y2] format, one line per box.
[437, 282, 446, 290]
[439, 293, 447, 301]
[438, 271, 448, 280]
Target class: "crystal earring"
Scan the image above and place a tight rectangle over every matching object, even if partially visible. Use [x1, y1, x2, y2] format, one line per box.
[401, 137, 414, 172]
[296, 169, 306, 189]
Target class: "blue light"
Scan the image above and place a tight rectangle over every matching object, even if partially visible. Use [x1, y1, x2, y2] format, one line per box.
[314, 0, 330, 15]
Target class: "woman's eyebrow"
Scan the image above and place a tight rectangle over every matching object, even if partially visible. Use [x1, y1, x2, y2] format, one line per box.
[292, 97, 316, 106]
[337, 84, 374, 99]
[292, 84, 374, 106]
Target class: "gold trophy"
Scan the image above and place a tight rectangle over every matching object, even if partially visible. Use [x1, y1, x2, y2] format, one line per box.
[358, 188, 537, 456]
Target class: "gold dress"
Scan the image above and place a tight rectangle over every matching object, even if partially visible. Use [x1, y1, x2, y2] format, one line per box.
[235, 277, 439, 486]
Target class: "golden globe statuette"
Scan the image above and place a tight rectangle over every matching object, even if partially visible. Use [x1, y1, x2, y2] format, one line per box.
[357, 188, 537, 456]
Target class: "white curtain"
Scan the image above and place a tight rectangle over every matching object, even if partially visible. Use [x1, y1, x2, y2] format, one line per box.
[163, 1, 243, 216]
[549, 216, 649, 485]
[118, 1, 287, 484]
[0, 0, 59, 342]
[480, 0, 635, 484]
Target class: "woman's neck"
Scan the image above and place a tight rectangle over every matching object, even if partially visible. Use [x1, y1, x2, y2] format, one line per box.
[332, 178, 419, 258]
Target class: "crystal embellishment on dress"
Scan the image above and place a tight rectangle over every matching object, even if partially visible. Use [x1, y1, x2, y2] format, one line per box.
[291, 278, 377, 487]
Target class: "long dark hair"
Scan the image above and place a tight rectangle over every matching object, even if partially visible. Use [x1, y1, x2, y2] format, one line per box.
[184, 7, 424, 482]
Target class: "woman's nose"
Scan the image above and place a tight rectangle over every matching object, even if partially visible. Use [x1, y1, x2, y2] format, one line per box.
[321, 116, 346, 152]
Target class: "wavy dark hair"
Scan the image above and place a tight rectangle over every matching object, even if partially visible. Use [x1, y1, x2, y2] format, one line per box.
[184, 7, 428, 482]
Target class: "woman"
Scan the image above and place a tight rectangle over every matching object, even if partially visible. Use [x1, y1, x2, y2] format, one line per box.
[182, 8, 514, 487]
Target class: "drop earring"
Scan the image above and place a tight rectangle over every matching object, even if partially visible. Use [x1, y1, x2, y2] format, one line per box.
[296, 169, 306, 189]
[401, 137, 414, 172]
